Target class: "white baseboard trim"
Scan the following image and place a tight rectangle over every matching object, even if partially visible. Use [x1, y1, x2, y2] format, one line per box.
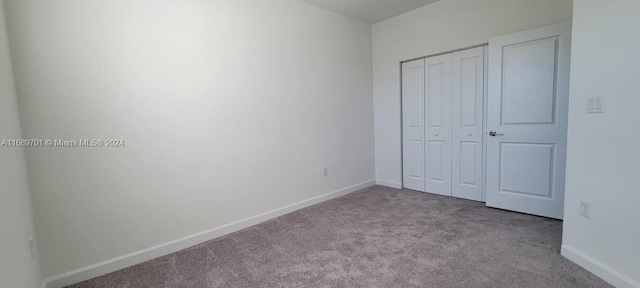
[375, 179, 402, 189]
[42, 179, 376, 288]
[561, 244, 639, 288]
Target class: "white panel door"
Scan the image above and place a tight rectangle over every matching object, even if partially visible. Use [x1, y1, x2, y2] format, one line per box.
[486, 22, 572, 219]
[451, 47, 484, 201]
[425, 54, 452, 196]
[402, 59, 426, 191]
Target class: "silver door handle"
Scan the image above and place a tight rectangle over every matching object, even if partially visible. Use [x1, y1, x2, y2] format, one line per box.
[489, 131, 504, 137]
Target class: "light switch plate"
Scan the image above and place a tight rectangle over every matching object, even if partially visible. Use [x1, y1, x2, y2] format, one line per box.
[586, 95, 605, 113]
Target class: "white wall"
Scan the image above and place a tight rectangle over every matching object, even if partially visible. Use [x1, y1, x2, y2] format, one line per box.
[0, 1, 42, 287]
[3, 0, 374, 279]
[372, 0, 573, 187]
[562, 0, 640, 287]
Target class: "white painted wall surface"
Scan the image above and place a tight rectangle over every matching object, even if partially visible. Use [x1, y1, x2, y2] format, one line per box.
[3, 0, 374, 278]
[562, 0, 640, 287]
[0, 1, 42, 287]
[372, 0, 573, 187]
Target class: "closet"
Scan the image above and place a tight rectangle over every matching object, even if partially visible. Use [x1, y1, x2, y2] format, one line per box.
[402, 46, 485, 202]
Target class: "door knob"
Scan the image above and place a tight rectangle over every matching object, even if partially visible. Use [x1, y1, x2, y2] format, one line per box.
[489, 131, 503, 137]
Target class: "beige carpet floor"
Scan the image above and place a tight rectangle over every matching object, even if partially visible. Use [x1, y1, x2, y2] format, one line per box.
[69, 185, 610, 288]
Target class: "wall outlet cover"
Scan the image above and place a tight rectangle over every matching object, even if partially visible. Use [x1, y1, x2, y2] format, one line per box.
[586, 95, 605, 113]
[579, 200, 592, 218]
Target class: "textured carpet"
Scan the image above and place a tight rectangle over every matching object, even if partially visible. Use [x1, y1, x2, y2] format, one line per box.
[68, 186, 610, 288]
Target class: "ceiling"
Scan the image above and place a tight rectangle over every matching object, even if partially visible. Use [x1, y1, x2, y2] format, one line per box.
[300, 0, 440, 24]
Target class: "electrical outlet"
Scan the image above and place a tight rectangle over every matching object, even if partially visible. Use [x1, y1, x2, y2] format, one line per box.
[323, 167, 328, 176]
[586, 96, 605, 113]
[579, 200, 591, 218]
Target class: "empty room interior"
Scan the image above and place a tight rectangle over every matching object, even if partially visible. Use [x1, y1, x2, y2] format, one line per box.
[1, 0, 639, 287]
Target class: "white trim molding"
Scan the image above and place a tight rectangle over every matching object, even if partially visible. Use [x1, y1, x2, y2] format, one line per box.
[561, 245, 640, 288]
[375, 179, 403, 189]
[42, 179, 376, 288]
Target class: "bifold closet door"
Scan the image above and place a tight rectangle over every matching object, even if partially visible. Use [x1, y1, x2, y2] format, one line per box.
[402, 48, 485, 199]
[425, 54, 452, 196]
[402, 59, 426, 191]
[451, 47, 485, 201]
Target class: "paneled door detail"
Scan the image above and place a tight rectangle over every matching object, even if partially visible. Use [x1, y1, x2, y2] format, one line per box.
[451, 47, 485, 201]
[402, 59, 426, 191]
[486, 22, 572, 219]
[425, 54, 452, 196]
